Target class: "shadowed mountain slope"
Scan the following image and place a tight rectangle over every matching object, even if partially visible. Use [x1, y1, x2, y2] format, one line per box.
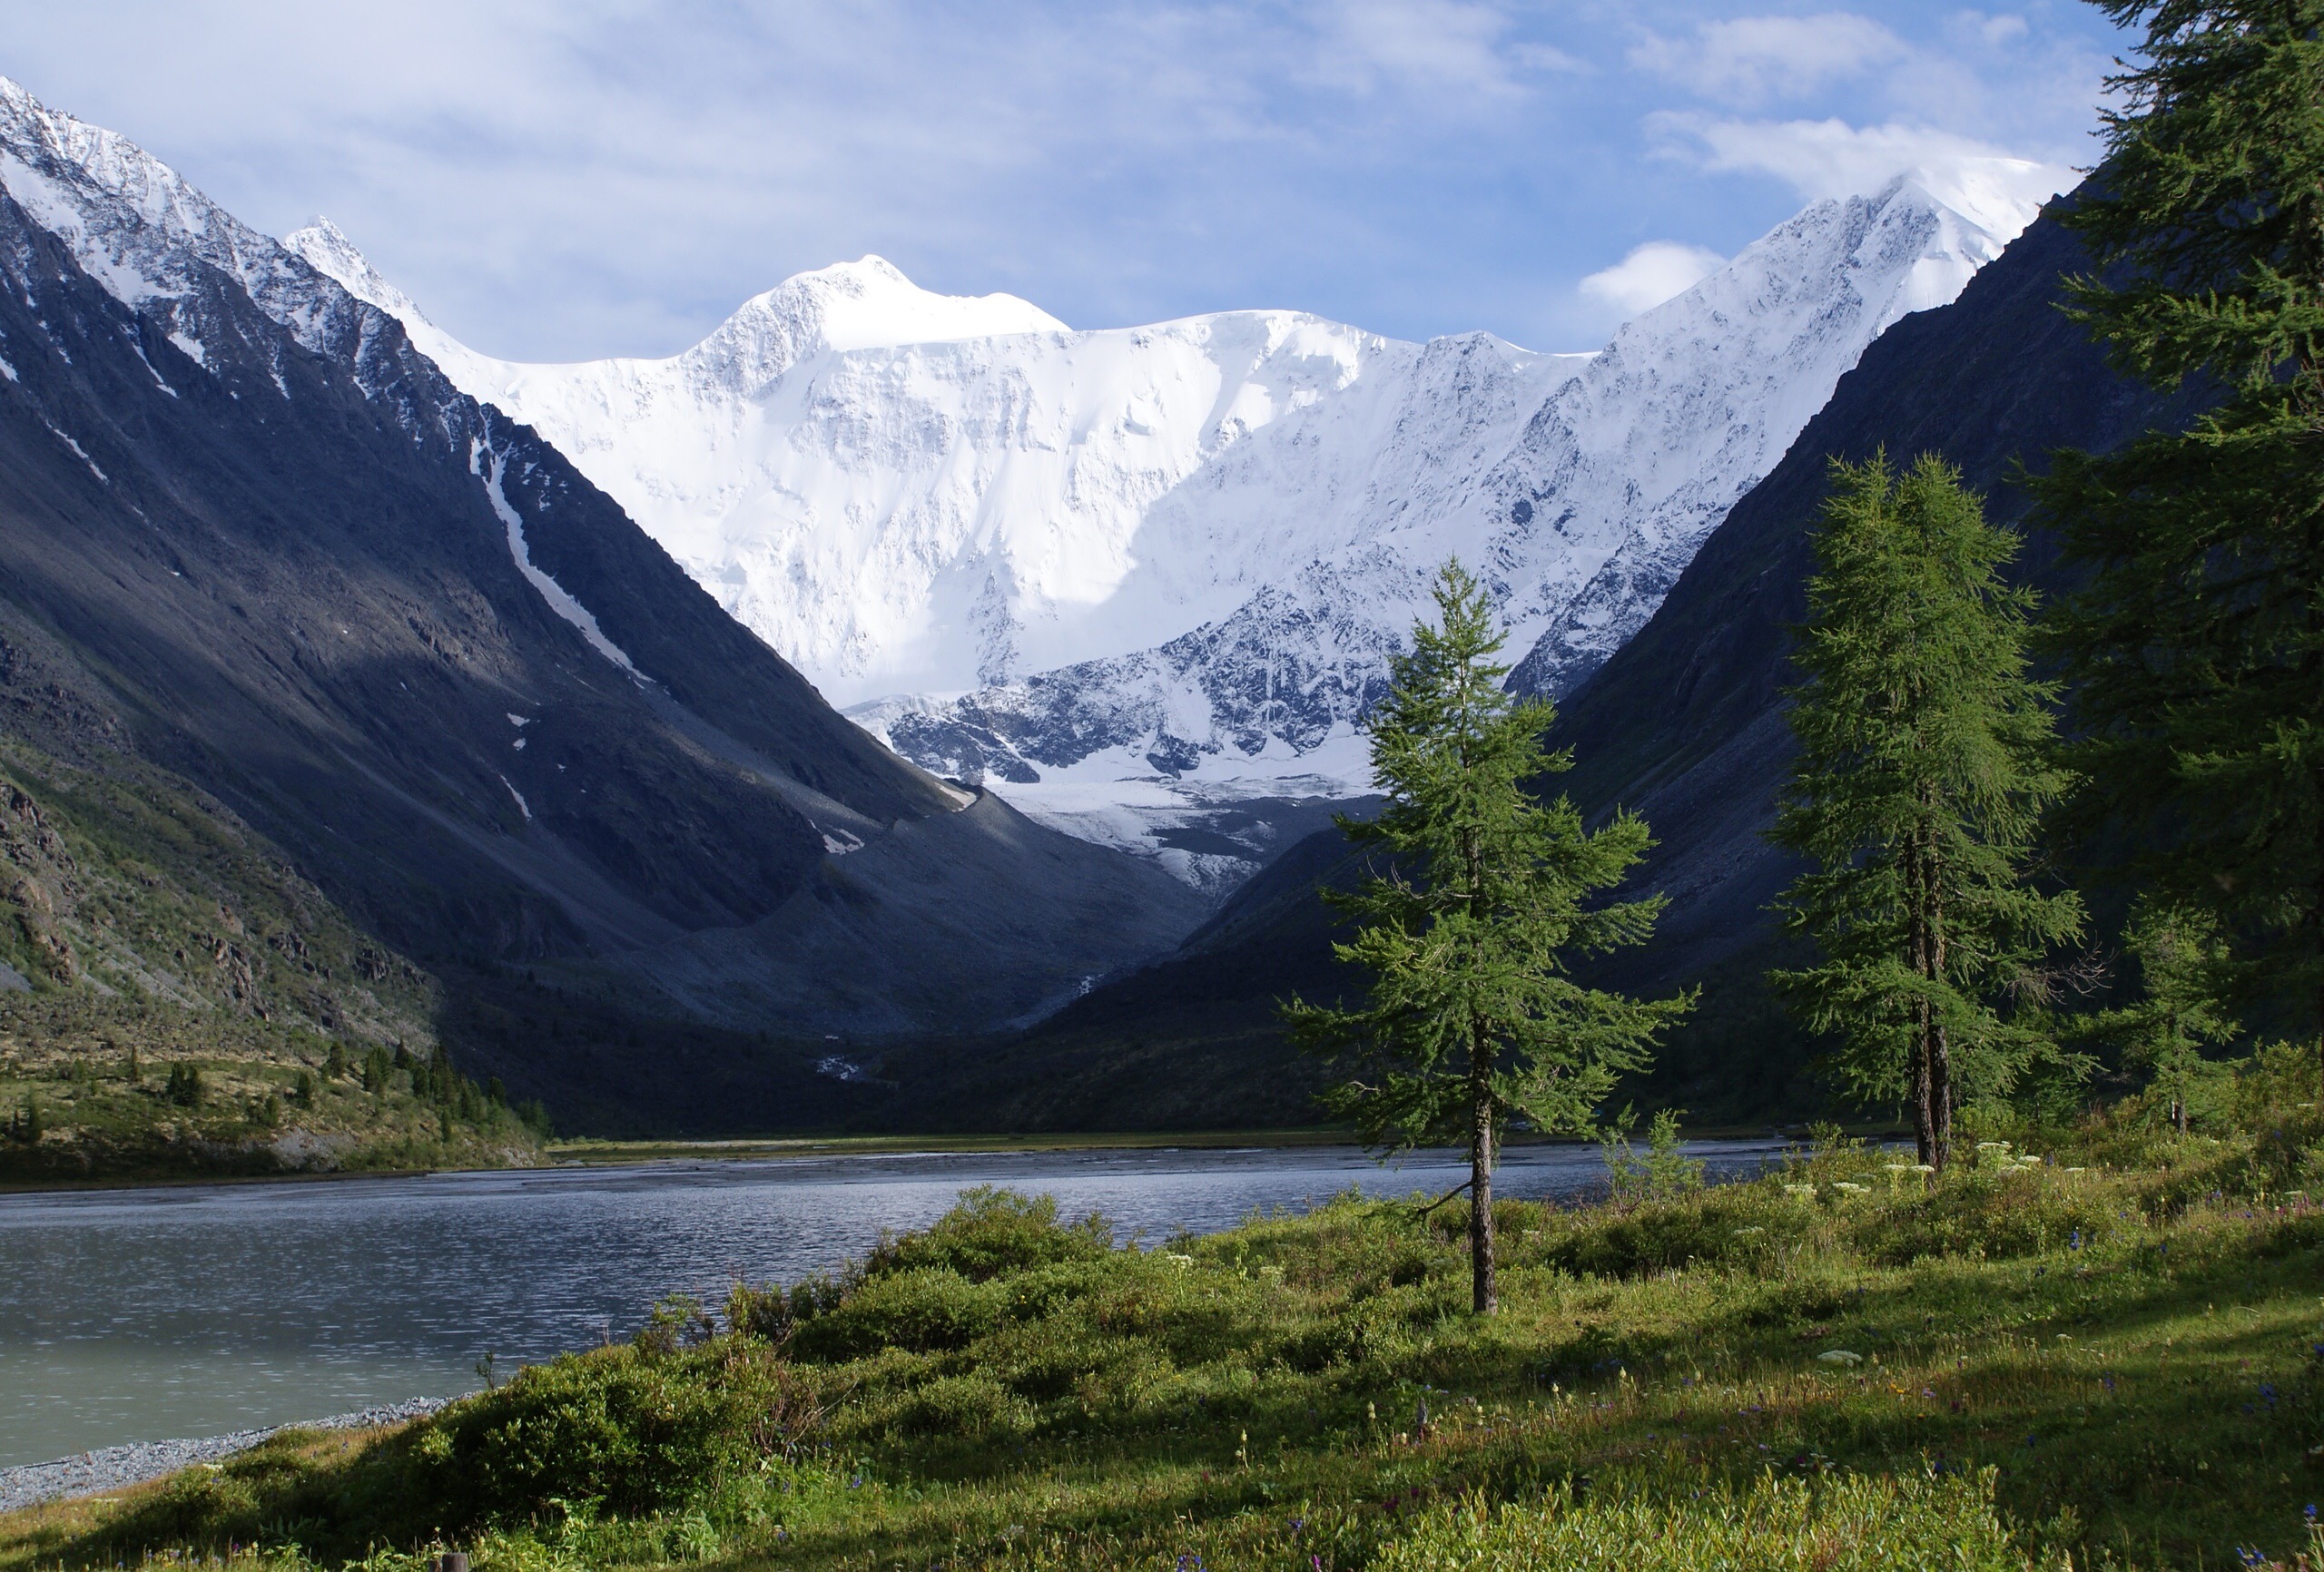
[0, 110, 1204, 1129]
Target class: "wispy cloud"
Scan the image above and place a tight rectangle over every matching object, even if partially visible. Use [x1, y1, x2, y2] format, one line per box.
[1630, 14, 1905, 106]
[1649, 113, 2074, 205]
[1579, 240, 1728, 317]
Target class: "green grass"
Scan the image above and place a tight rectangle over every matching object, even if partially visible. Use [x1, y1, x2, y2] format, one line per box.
[6, 1084, 2324, 1570]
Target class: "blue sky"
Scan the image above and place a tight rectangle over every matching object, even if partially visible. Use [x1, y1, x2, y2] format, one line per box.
[6, 1, 2124, 360]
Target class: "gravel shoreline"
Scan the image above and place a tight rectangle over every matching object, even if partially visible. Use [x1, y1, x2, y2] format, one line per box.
[0, 1399, 448, 1514]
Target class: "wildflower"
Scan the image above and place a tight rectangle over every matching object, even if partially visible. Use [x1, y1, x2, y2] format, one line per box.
[1816, 1350, 1863, 1366]
[2069, 1230, 2083, 1251]
[1834, 1182, 1870, 1196]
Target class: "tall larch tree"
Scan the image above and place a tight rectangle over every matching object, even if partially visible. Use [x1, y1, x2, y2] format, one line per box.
[1771, 455, 2085, 1169]
[1282, 562, 1692, 1316]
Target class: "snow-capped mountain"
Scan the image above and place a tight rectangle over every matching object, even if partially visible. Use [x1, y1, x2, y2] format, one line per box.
[295, 155, 2067, 893]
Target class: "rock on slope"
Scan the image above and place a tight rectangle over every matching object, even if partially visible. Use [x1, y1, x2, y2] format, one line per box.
[296, 162, 2069, 893]
[0, 78, 1204, 1099]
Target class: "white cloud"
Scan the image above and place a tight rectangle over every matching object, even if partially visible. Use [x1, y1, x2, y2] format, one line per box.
[1303, 0, 1570, 98]
[1579, 240, 1727, 317]
[1652, 113, 2077, 212]
[1630, 14, 1905, 105]
[1953, 11, 2032, 46]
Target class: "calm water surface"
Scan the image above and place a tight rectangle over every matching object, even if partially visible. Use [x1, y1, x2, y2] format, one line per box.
[0, 1140, 1784, 1466]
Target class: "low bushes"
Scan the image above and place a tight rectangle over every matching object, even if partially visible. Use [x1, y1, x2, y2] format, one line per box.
[857, 1185, 1111, 1282]
[787, 1268, 1009, 1360]
[392, 1339, 821, 1527]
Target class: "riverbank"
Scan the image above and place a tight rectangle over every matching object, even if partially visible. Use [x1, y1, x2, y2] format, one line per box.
[0, 1400, 446, 1515]
[5, 1070, 2319, 1570]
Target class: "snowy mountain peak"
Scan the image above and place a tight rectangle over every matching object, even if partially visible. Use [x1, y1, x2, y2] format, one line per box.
[340, 157, 2066, 899]
[0, 74, 237, 309]
[103, 66, 2056, 894]
[283, 216, 429, 322]
[755, 255, 1066, 353]
[1884, 157, 2069, 251]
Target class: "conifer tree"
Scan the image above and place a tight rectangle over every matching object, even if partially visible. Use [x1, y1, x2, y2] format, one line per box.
[1283, 562, 1692, 1314]
[2041, 0, 2324, 1062]
[2089, 899, 2240, 1132]
[1771, 456, 2085, 1169]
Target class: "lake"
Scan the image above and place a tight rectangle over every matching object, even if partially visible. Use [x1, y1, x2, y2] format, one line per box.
[0, 1140, 1786, 1466]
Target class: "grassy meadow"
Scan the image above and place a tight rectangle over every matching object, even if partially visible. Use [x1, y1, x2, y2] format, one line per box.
[5, 1056, 2322, 1570]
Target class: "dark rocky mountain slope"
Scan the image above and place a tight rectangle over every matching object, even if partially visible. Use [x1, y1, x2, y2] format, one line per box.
[911, 201, 2209, 1131]
[0, 86, 1204, 1131]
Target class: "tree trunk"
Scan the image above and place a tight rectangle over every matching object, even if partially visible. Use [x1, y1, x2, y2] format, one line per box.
[1470, 1046, 1496, 1316]
[1925, 828, 1953, 1171]
[1906, 829, 1940, 1168]
[1911, 1027, 1935, 1167]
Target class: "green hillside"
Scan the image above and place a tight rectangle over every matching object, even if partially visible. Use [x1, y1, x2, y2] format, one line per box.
[0, 738, 543, 1183]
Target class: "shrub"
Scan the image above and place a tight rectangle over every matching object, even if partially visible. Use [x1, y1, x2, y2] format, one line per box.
[860, 1186, 1111, 1282]
[1531, 1184, 1810, 1279]
[787, 1267, 1007, 1361]
[887, 1371, 1034, 1439]
[389, 1339, 822, 1530]
[164, 1062, 204, 1108]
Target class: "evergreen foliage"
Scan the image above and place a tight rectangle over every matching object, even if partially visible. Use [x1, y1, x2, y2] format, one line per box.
[1284, 562, 1691, 1314]
[164, 1061, 206, 1109]
[2085, 899, 2241, 1131]
[2040, 0, 2324, 1060]
[1771, 456, 2084, 1168]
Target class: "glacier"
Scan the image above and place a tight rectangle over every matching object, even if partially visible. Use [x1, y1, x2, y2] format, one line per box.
[286, 155, 2071, 894]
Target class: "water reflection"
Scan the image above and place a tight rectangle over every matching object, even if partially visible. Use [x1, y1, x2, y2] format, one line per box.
[0, 1140, 1783, 1465]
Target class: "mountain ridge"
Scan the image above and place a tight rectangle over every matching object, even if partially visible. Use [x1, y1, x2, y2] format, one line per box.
[310, 159, 2070, 892]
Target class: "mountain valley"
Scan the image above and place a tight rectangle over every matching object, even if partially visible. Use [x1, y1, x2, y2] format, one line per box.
[299, 161, 2068, 894]
[0, 72, 2157, 1145]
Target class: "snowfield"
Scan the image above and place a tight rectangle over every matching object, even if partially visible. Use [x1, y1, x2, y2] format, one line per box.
[288, 155, 2072, 887]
